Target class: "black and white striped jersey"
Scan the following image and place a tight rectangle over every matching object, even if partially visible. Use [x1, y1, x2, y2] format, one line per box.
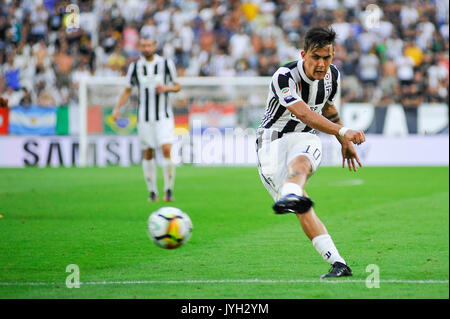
[259, 59, 340, 134]
[125, 54, 178, 123]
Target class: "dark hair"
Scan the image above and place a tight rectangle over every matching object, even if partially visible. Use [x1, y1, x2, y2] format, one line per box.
[303, 27, 337, 52]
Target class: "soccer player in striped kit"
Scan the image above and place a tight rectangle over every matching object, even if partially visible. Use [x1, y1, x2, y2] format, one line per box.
[113, 36, 180, 202]
[256, 27, 366, 278]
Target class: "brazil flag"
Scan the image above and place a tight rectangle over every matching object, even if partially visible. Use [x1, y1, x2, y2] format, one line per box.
[104, 108, 137, 135]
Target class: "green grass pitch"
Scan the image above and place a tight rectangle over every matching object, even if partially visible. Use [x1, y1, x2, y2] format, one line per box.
[0, 165, 448, 299]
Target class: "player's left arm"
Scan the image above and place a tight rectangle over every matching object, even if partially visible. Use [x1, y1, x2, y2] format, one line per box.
[156, 59, 181, 93]
[161, 82, 181, 93]
[322, 102, 362, 172]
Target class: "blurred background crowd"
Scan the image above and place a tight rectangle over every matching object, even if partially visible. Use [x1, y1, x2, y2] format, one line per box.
[0, 0, 449, 109]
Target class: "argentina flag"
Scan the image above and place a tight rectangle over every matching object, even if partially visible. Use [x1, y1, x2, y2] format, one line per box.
[9, 105, 57, 136]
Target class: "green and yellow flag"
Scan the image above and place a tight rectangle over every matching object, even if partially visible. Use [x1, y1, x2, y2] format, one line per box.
[104, 109, 137, 135]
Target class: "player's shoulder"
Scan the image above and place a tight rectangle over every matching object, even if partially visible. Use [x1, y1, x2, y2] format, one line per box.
[273, 60, 299, 78]
[127, 56, 140, 69]
[156, 54, 172, 64]
[281, 60, 299, 70]
[329, 64, 340, 78]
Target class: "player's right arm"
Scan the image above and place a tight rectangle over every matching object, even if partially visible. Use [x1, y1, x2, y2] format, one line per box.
[286, 101, 364, 145]
[113, 62, 137, 121]
[273, 71, 364, 145]
[271, 68, 364, 145]
[113, 87, 132, 121]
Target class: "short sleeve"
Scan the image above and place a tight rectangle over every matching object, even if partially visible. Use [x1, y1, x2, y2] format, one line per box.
[125, 62, 138, 88]
[271, 68, 302, 107]
[165, 58, 178, 83]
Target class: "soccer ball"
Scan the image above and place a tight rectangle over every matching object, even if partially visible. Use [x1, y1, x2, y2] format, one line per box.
[147, 207, 193, 249]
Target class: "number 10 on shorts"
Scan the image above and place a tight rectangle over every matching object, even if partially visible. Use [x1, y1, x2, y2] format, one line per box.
[304, 145, 321, 161]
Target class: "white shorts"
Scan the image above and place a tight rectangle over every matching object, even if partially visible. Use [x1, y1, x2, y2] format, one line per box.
[256, 130, 323, 201]
[138, 118, 175, 150]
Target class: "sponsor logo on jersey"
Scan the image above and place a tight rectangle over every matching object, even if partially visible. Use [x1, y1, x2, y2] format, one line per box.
[284, 95, 297, 104]
[281, 87, 290, 95]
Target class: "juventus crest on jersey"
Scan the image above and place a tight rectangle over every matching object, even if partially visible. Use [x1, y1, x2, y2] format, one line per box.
[125, 54, 178, 123]
[259, 59, 340, 134]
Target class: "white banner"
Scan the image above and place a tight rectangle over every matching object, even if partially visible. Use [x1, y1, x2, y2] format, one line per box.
[341, 103, 448, 135]
[350, 134, 450, 166]
[0, 134, 448, 168]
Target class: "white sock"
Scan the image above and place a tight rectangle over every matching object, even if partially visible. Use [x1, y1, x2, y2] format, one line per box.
[162, 157, 175, 192]
[312, 234, 346, 265]
[142, 159, 157, 194]
[280, 182, 303, 197]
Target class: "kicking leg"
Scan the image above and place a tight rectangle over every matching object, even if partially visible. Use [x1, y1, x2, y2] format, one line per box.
[297, 191, 352, 278]
[273, 155, 314, 214]
[295, 192, 327, 240]
[273, 155, 352, 278]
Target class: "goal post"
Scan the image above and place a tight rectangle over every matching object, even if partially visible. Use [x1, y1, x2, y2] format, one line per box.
[77, 75, 272, 167]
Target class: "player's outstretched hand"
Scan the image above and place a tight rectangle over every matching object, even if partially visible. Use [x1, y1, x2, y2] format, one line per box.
[344, 129, 365, 145]
[341, 142, 362, 172]
[112, 107, 120, 121]
[156, 85, 168, 94]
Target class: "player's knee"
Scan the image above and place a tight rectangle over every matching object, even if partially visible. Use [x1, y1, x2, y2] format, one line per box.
[289, 156, 312, 175]
[161, 144, 171, 158]
[143, 149, 154, 160]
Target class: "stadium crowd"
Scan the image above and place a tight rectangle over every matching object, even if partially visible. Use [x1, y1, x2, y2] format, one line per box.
[0, 0, 448, 109]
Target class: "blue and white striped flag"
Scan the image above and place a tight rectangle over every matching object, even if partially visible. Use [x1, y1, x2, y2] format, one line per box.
[9, 105, 57, 135]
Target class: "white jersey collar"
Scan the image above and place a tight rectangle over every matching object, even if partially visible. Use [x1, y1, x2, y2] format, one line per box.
[139, 54, 162, 64]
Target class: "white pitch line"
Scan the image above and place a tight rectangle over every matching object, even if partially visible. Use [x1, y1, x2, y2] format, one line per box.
[0, 279, 448, 286]
[333, 179, 365, 186]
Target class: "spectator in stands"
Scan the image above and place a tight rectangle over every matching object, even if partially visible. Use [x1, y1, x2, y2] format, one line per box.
[140, 17, 157, 40]
[400, 1, 419, 30]
[0, 0, 448, 108]
[0, 97, 8, 108]
[2, 53, 21, 91]
[53, 40, 73, 90]
[416, 13, 436, 51]
[331, 9, 352, 45]
[401, 82, 423, 134]
[341, 75, 363, 104]
[36, 80, 57, 107]
[358, 48, 380, 101]
[18, 87, 32, 107]
[29, 0, 48, 43]
[385, 30, 404, 60]
[404, 40, 424, 67]
[32, 40, 49, 72]
[380, 58, 400, 103]
[1, 85, 24, 108]
[229, 26, 251, 60]
[426, 51, 449, 103]
[395, 44, 416, 87]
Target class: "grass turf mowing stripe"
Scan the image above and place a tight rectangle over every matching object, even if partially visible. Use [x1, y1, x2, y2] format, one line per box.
[0, 279, 448, 286]
[0, 166, 447, 298]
